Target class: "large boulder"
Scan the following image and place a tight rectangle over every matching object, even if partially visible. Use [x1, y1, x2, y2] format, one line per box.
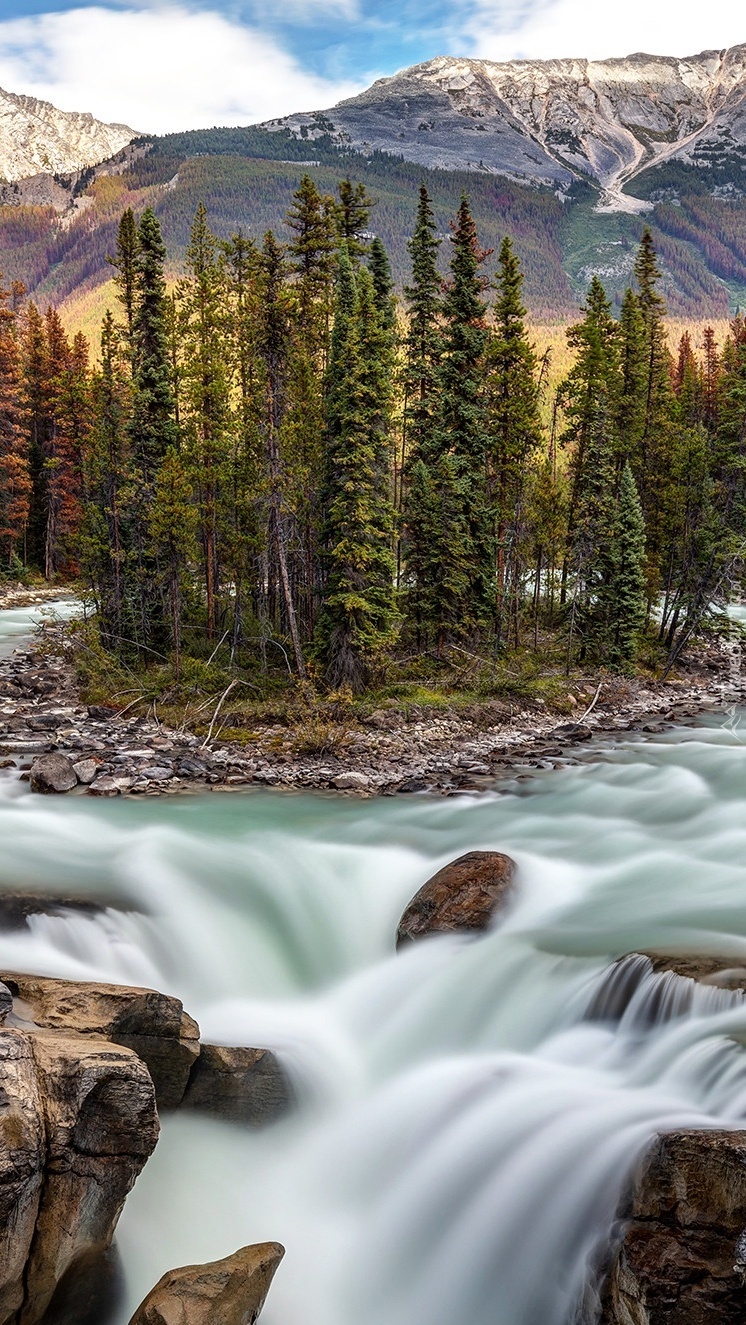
[598, 1130, 746, 1324]
[0, 1024, 158, 1325]
[19, 1030, 159, 1325]
[2, 973, 200, 1109]
[29, 755, 78, 794]
[181, 1045, 293, 1126]
[396, 850, 516, 947]
[127, 1242, 285, 1325]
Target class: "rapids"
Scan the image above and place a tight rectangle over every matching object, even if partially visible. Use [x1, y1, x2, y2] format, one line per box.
[2, 603, 746, 1324]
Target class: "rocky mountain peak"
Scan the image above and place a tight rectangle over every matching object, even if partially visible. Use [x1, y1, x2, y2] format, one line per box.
[0, 85, 138, 183]
[263, 44, 746, 211]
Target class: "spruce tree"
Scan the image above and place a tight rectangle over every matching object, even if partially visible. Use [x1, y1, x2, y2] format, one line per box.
[335, 178, 373, 263]
[428, 194, 492, 641]
[0, 278, 29, 569]
[317, 260, 397, 690]
[286, 174, 337, 338]
[368, 237, 395, 331]
[131, 207, 177, 482]
[605, 462, 647, 669]
[150, 446, 197, 676]
[109, 208, 138, 348]
[487, 236, 543, 644]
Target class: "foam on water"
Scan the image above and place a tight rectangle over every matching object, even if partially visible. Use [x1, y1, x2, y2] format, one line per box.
[2, 607, 746, 1323]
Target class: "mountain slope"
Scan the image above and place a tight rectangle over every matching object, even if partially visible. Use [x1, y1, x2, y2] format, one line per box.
[0, 86, 137, 182]
[263, 46, 746, 209]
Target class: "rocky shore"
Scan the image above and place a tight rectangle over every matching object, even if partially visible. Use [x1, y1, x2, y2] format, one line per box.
[0, 613, 741, 798]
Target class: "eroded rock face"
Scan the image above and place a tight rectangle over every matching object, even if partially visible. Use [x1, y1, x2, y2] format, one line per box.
[396, 850, 516, 947]
[0, 1030, 45, 1324]
[128, 1242, 285, 1325]
[181, 1045, 293, 1126]
[20, 1031, 159, 1325]
[0, 1024, 158, 1325]
[29, 754, 78, 794]
[2, 973, 200, 1109]
[598, 1130, 746, 1324]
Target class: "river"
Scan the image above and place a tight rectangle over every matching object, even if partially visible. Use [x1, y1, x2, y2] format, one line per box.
[2, 603, 746, 1324]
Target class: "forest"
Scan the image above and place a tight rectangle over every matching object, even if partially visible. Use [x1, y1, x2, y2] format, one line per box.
[0, 174, 744, 702]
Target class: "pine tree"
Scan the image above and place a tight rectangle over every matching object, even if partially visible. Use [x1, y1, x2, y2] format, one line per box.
[605, 462, 647, 669]
[0, 277, 29, 569]
[109, 208, 139, 348]
[335, 178, 373, 263]
[403, 185, 442, 463]
[487, 236, 543, 644]
[317, 259, 398, 689]
[428, 194, 492, 641]
[368, 237, 395, 331]
[286, 174, 337, 338]
[179, 204, 231, 639]
[150, 446, 197, 675]
[131, 207, 177, 482]
[566, 402, 617, 664]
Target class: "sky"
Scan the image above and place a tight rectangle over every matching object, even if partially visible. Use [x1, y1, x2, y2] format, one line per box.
[0, 0, 742, 135]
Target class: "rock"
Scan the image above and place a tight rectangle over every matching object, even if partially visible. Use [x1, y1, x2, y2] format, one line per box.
[143, 766, 173, 782]
[20, 1030, 159, 1325]
[332, 771, 370, 791]
[72, 758, 99, 785]
[1, 974, 200, 1110]
[88, 776, 121, 797]
[0, 982, 13, 1023]
[29, 754, 78, 794]
[597, 1130, 746, 1324]
[0, 892, 107, 932]
[127, 1242, 284, 1325]
[396, 850, 517, 947]
[87, 705, 118, 721]
[0, 1030, 44, 1324]
[181, 1045, 293, 1126]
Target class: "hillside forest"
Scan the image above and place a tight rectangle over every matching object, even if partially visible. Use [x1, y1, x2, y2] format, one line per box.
[0, 175, 744, 701]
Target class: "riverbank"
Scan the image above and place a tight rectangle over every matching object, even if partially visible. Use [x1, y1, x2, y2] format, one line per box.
[0, 610, 741, 797]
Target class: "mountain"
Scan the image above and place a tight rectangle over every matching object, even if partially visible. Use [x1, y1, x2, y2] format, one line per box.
[0, 85, 136, 183]
[262, 46, 746, 211]
[1, 50, 746, 330]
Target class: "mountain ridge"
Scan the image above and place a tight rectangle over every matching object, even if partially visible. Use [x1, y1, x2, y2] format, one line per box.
[0, 84, 137, 183]
[262, 44, 746, 210]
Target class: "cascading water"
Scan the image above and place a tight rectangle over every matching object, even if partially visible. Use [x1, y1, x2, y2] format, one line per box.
[3, 605, 746, 1324]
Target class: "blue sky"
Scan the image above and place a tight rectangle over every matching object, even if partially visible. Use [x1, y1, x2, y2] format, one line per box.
[0, 0, 741, 133]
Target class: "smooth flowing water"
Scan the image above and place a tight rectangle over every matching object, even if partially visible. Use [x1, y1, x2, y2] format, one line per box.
[2, 604, 746, 1324]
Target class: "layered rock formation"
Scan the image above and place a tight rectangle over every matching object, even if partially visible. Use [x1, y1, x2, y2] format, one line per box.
[264, 45, 746, 206]
[598, 1130, 746, 1323]
[181, 1044, 293, 1126]
[0, 86, 136, 182]
[0, 1008, 158, 1325]
[2, 973, 200, 1109]
[396, 850, 516, 946]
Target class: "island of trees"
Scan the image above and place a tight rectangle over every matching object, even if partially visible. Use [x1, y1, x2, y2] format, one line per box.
[0, 175, 744, 705]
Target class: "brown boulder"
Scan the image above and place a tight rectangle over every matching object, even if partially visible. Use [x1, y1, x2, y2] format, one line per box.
[20, 1030, 159, 1325]
[598, 1130, 746, 1324]
[127, 1241, 285, 1325]
[181, 1045, 293, 1126]
[396, 850, 516, 947]
[2, 974, 200, 1109]
[29, 754, 78, 794]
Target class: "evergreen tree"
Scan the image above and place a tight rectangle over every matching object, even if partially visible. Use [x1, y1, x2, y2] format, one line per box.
[286, 175, 337, 339]
[605, 462, 647, 669]
[109, 208, 139, 348]
[150, 446, 197, 675]
[0, 278, 29, 569]
[317, 260, 397, 689]
[131, 207, 177, 482]
[335, 178, 373, 263]
[368, 237, 395, 330]
[487, 236, 543, 644]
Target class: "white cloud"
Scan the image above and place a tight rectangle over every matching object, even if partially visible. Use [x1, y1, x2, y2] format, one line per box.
[0, 4, 366, 134]
[468, 0, 746, 61]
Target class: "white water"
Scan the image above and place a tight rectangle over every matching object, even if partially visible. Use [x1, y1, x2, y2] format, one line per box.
[2, 607, 746, 1323]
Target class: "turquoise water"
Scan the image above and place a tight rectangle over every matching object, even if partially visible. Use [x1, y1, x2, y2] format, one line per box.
[2, 606, 746, 1324]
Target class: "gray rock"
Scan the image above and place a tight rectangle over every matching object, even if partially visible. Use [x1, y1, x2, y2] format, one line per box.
[0, 980, 12, 1023]
[72, 758, 99, 784]
[143, 766, 173, 782]
[29, 753, 78, 794]
[181, 1044, 293, 1125]
[333, 771, 371, 791]
[88, 777, 121, 797]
